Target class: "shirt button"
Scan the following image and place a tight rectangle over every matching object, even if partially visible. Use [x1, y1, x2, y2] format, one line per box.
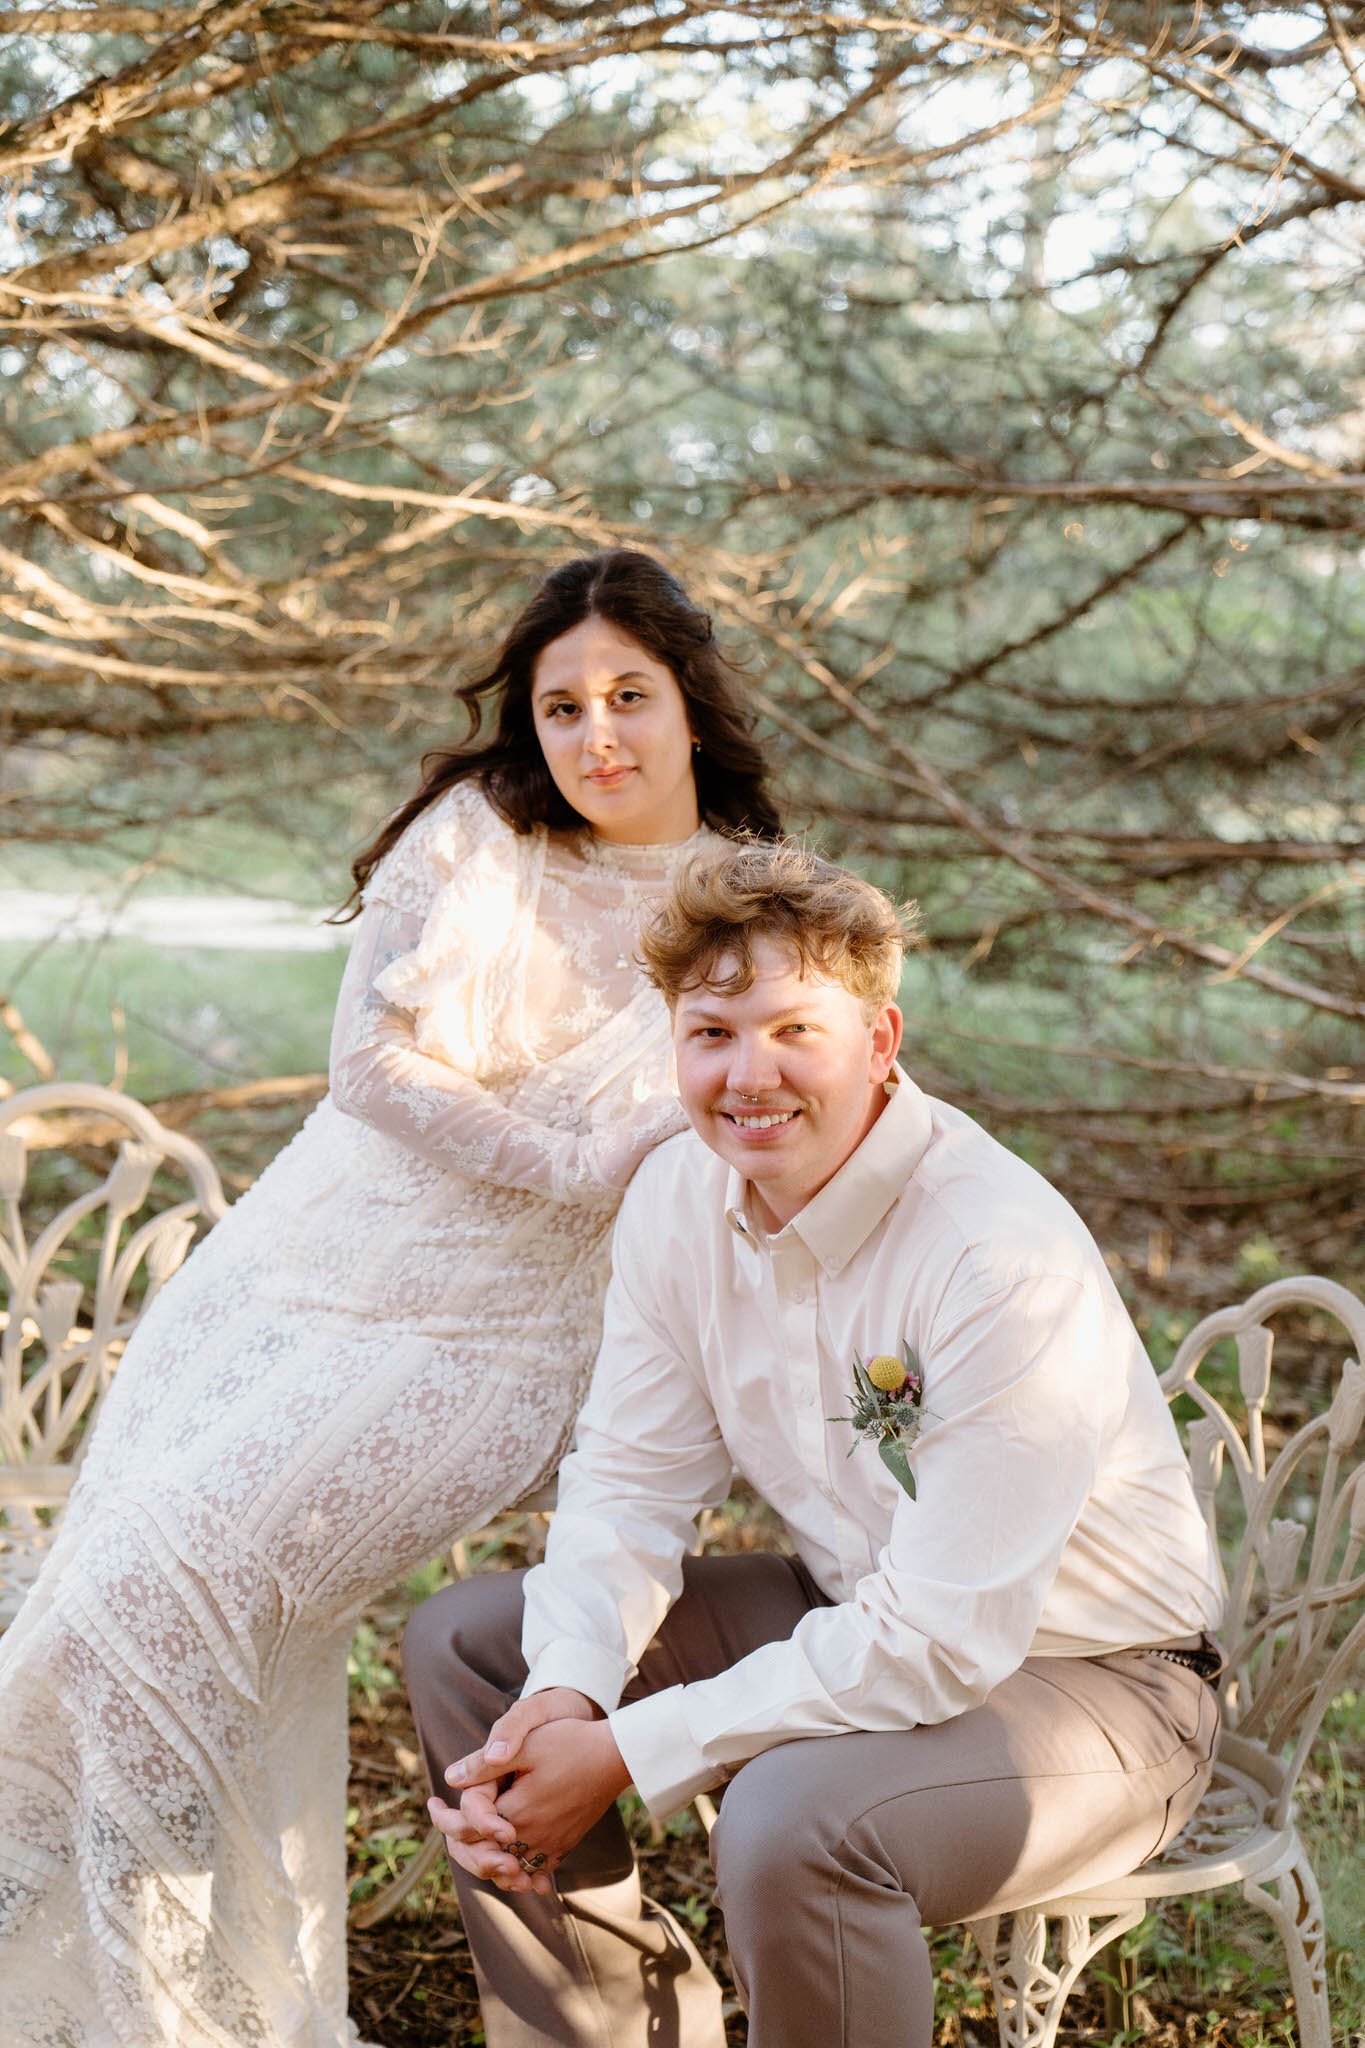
[791, 1288, 808, 1303]
[798, 1388, 815, 1407]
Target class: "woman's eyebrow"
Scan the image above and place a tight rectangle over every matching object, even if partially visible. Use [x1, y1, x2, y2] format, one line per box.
[534, 669, 653, 703]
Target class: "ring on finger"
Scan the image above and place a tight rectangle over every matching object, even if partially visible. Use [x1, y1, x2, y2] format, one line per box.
[509, 1838, 548, 1874]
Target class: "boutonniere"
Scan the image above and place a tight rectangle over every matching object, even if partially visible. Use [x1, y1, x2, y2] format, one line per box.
[830, 1344, 926, 1499]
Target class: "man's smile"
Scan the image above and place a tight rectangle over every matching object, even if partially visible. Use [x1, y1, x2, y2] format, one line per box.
[720, 1107, 802, 1135]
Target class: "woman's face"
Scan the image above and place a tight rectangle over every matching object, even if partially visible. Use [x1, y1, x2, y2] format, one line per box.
[530, 616, 701, 844]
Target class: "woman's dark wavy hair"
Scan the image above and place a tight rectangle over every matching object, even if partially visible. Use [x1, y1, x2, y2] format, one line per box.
[338, 549, 782, 917]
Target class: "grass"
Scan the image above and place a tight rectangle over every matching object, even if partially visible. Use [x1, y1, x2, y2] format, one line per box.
[0, 938, 344, 1100]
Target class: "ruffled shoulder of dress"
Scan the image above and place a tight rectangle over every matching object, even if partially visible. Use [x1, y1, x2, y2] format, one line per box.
[369, 782, 536, 1069]
[365, 776, 515, 917]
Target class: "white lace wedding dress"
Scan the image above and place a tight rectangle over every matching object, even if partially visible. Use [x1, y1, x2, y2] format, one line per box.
[0, 780, 712, 2048]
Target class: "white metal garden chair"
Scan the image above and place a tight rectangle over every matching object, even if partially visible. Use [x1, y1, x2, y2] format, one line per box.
[965, 1274, 1365, 2048]
[0, 1080, 226, 1625]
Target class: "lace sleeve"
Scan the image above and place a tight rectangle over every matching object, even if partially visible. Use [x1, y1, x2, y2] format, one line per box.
[328, 899, 661, 1207]
[361, 776, 486, 920]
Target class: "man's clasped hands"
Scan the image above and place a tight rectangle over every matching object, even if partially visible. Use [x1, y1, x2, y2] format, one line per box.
[429, 1688, 632, 1895]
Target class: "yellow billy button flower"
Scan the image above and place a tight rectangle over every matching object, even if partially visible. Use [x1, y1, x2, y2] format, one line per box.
[866, 1354, 907, 1394]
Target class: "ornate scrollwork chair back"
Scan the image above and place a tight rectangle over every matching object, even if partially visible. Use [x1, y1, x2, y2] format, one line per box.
[1166, 1275, 1365, 1827]
[0, 1081, 227, 1626]
[967, 1273, 1365, 2048]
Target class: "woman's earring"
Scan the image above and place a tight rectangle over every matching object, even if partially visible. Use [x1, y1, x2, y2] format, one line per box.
[692, 739, 701, 754]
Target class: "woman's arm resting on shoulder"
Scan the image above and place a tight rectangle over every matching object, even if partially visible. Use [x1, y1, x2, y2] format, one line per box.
[328, 898, 668, 1203]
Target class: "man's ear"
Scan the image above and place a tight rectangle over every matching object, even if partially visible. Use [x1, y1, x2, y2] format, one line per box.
[870, 1002, 903, 1082]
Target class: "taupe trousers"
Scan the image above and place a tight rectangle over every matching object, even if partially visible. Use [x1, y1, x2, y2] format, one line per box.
[403, 1555, 1218, 2048]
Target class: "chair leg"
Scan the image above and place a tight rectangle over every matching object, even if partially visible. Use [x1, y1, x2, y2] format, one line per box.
[349, 1825, 447, 1930]
[1242, 1847, 1332, 2048]
[968, 1903, 1146, 2048]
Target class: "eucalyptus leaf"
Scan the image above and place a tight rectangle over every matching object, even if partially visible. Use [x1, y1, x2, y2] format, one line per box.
[878, 1435, 917, 1500]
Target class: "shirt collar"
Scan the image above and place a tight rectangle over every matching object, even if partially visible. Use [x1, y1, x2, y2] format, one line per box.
[722, 1065, 933, 1274]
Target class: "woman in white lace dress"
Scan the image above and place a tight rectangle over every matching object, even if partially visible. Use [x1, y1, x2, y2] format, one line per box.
[0, 550, 781, 2048]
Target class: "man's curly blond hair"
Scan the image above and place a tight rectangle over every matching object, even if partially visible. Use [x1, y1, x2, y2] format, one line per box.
[639, 839, 919, 1016]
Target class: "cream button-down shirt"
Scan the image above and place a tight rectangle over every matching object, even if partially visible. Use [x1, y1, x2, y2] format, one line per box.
[521, 1069, 1224, 1818]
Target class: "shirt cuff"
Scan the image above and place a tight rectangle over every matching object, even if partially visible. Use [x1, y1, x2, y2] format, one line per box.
[521, 1639, 630, 1716]
[608, 1685, 721, 1820]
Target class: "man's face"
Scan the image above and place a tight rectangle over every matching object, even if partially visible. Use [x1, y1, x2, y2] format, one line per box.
[673, 934, 902, 1230]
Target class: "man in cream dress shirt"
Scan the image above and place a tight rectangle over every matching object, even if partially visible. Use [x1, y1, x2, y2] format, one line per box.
[405, 841, 1224, 2048]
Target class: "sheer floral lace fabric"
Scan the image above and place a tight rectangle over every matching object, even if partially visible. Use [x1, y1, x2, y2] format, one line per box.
[0, 781, 711, 2048]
